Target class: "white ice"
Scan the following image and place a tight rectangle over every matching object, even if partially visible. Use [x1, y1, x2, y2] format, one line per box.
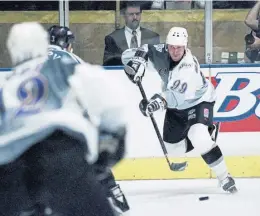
[118, 178, 260, 216]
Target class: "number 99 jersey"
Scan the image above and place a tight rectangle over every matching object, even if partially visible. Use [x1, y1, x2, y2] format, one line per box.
[162, 48, 216, 110]
[122, 44, 216, 110]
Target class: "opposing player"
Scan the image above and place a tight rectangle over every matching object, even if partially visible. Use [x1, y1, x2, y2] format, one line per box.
[0, 22, 127, 215]
[47, 25, 84, 63]
[122, 27, 237, 193]
[47, 24, 130, 214]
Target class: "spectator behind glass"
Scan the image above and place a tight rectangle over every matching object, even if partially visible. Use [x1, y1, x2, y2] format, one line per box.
[244, 1, 260, 63]
[103, 1, 160, 66]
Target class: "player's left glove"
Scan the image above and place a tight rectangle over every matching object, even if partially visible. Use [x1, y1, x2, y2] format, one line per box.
[139, 94, 167, 117]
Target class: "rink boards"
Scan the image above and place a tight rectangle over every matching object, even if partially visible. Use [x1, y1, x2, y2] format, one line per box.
[1, 64, 260, 180]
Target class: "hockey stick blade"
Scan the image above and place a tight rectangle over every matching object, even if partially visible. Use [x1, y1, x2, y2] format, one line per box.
[170, 161, 188, 171]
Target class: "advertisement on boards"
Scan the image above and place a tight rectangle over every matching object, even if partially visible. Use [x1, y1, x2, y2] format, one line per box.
[1, 65, 260, 179]
[1, 65, 260, 134]
[204, 66, 260, 132]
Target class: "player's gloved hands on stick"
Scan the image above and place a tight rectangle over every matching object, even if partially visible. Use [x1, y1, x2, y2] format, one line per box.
[139, 94, 167, 117]
[124, 48, 148, 83]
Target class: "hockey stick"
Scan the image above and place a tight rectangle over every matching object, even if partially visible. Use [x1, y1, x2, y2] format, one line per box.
[208, 64, 221, 143]
[136, 80, 187, 171]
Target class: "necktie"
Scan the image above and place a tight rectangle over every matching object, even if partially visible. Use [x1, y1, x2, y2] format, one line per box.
[130, 30, 138, 48]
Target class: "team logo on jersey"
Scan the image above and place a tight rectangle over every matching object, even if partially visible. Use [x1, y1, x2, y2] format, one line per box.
[17, 74, 49, 112]
[158, 68, 168, 76]
[204, 108, 209, 118]
[153, 44, 165, 52]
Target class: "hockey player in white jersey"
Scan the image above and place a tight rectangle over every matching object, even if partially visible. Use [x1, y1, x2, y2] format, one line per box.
[122, 27, 237, 193]
[0, 22, 127, 215]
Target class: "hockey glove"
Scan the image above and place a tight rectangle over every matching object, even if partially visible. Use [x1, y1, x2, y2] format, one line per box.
[96, 126, 126, 169]
[139, 94, 167, 117]
[124, 48, 148, 83]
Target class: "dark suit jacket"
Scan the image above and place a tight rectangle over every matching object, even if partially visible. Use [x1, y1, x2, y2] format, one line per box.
[103, 27, 160, 66]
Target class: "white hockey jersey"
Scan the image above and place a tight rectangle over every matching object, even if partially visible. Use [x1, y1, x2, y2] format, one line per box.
[0, 54, 127, 165]
[122, 44, 216, 110]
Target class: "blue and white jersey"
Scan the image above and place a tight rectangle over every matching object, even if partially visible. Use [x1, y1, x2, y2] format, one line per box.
[0, 51, 126, 165]
[48, 45, 85, 64]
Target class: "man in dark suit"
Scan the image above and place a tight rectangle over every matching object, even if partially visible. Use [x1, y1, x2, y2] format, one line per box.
[103, 1, 160, 66]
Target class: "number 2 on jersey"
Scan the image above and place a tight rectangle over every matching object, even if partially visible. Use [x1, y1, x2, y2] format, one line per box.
[17, 75, 49, 113]
[2, 66, 49, 118]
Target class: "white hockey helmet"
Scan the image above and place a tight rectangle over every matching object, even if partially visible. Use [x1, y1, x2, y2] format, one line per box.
[7, 22, 49, 65]
[166, 27, 188, 47]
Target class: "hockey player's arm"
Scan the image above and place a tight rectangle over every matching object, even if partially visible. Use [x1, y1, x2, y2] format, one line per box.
[121, 45, 149, 65]
[139, 93, 167, 117]
[140, 67, 197, 116]
[69, 63, 128, 167]
[138, 89, 185, 117]
[161, 89, 184, 109]
[245, 1, 260, 31]
[122, 44, 153, 83]
[147, 82, 194, 111]
[69, 63, 127, 130]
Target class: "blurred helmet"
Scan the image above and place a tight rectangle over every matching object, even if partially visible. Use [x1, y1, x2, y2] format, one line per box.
[166, 27, 188, 47]
[48, 25, 75, 49]
[7, 22, 48, 65]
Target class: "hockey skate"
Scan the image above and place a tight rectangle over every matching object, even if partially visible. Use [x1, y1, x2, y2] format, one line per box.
[108, 184, 130, 215]
[219, 174, 238, 194]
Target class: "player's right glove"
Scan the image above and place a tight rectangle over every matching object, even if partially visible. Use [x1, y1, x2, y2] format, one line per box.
[124, 48, 148, 83]
[96, 126, 126, 169]
[95, 109, 126, 169]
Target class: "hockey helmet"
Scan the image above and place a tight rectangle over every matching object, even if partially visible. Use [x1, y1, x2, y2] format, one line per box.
[48, 25, 75, 49]
[166, 27, 188, 47]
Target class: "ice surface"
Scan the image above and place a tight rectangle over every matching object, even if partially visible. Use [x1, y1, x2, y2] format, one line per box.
[118, 178, 260, 216]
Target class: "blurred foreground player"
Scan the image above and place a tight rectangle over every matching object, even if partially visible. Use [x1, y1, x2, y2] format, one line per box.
[0, 22, 127, 216]
[122, 27, 237, 193]
[47, 24, 130, 214]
